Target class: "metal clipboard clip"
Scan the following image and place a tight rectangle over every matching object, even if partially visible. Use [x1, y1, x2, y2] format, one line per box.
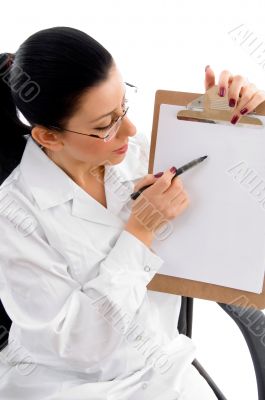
[177, 85, 263, 128]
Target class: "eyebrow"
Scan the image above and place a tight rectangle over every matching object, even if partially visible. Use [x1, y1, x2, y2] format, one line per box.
[90, 89, 126, 123]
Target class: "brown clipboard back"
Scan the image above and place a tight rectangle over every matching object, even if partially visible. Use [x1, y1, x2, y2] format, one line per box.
[146, 87, 265, 310]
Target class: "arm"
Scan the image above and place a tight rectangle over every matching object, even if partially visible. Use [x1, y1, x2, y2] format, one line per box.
[0, 211, 164, 371]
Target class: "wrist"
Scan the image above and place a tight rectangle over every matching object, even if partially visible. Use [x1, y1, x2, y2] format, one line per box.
[124, 219, 154, 248]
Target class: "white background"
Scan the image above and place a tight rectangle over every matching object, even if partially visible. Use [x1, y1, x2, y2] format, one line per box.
[2, 0, 265, 398]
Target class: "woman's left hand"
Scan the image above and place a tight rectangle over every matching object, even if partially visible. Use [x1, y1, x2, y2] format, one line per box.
[204, 65, 265, 124]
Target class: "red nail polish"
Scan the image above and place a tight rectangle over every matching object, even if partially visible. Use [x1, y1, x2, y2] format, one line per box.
[170, 166, 177, 174]
[240, 107, 248, 115]
[231, 115, 239, 124]
[229, 98, 236, 107]
[154, 172, 163, 178]
[219, 87, 226, 97]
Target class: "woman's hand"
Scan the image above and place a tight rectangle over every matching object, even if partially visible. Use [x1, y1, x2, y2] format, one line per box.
[125, 168, 189, 246]
[204, 65, 265, 124]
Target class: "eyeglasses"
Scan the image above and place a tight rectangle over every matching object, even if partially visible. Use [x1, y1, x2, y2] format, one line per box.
[48, 82, 137, 143]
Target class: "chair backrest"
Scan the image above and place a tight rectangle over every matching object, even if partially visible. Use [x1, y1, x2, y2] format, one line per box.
[218, 302, 265, 400]
[0, 170, 12, 351]
[179, 298, 265, 400]
[177, 296, 193, 337]
[0, 299, 11, 351]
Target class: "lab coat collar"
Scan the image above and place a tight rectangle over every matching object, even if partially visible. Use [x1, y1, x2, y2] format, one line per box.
[20, 135, 145, 227]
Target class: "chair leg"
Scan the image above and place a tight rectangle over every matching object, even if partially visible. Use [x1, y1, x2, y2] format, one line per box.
[192, 358, 228, 400]
[186, 297, 194, 338]
[218, 302, 265, 400]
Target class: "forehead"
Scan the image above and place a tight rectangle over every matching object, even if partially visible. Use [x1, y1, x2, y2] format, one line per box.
[78, 65, 125, 117]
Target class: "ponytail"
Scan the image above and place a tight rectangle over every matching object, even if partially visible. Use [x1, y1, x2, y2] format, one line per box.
[0, 52, 31, 184]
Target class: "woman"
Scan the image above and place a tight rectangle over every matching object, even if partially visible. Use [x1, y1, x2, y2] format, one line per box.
[0, 26, 264, 400]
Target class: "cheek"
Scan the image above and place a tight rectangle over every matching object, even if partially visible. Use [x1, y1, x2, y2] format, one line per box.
[65, 135, 113, 162]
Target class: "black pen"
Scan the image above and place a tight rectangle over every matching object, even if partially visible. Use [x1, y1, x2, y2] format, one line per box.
[130, 155, 208, 200]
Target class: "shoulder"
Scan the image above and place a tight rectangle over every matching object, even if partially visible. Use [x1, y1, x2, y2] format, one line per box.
[0, 166, 42, 240]
[0, 165, 36, 210]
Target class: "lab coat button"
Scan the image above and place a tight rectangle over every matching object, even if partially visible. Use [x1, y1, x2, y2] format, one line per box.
[142, 382, 148, 390]
[144, 265, 151, 272]
[136, 335, 142, 341]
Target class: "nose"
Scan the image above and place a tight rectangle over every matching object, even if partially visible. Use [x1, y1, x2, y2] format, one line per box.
[116, 115, 136, 139]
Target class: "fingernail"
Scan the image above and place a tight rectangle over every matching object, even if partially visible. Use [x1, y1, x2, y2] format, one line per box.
[231, 115, 239, 124]
[154, 172, 163, 178]
[205, 65, 210, 72]
[240, 107, 248, 115]
[229, 98, 236, 107]
[170, 166, 177, 174]
[219, 87, 226, 97]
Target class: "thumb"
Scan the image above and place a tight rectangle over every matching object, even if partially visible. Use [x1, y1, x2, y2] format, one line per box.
[133, 173, 160, 193]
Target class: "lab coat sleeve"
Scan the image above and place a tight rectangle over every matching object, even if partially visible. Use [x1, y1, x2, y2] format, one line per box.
[0, 211, 164, 370]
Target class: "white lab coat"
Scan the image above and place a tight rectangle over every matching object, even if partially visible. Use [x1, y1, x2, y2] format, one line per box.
[0, 134, 217, 399]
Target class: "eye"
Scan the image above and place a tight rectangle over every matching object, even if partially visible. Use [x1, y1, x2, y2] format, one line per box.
[96, 98, 128, 131]
[96, 122, 113, 131]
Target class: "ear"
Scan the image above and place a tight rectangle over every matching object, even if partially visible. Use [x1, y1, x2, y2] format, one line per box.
[31, 125, 64, 151]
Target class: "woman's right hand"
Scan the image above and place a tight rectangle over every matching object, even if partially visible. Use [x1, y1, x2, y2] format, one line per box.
[124, 167, 190, 246]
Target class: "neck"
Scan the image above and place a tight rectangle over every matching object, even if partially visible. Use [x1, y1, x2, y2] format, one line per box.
[42, 147, 105, 187]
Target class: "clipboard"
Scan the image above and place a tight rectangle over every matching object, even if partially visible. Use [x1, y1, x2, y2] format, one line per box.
[146, 85, 265, 310]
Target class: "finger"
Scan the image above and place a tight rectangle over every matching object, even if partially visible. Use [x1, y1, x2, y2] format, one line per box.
[217, 69, 233, 98]
[171, 190, 187, 205]
[204, 65, 215, 91]
[153, 167, 177, 192]
[232, 83, 257, 114]
[163, 176, 183, 200]
[236, 90, 265, 117]
[227, 75, 248, 108]
[171, 197, 189, 216]
[133, 174, 158, 193]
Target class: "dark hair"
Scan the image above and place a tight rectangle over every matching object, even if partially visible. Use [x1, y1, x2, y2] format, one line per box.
[0, 26, 114, 183]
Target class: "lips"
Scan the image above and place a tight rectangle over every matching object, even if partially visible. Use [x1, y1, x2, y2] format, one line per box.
[113, 143, 128, 152]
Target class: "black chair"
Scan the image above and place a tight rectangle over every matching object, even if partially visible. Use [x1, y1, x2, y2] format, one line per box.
[1, 143, 262, 398]
[0, 149, 264, 396]
[0, 299, 11, 352]
[1, 295, 265, 399]
[177, 297, 265, 400]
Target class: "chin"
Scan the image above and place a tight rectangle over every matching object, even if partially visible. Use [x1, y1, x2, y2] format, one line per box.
[109, 152, 127, 165]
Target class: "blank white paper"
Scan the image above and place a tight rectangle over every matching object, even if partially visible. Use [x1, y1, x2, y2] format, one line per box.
[151, 104, 265, 293]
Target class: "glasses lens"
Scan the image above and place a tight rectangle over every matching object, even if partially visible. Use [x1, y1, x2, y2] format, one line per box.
[101, 82, 137, 143]
[103, 119, 122, 142]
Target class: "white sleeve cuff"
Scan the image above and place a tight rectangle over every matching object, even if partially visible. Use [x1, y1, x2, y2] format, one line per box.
[100, 230, 164, 283]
